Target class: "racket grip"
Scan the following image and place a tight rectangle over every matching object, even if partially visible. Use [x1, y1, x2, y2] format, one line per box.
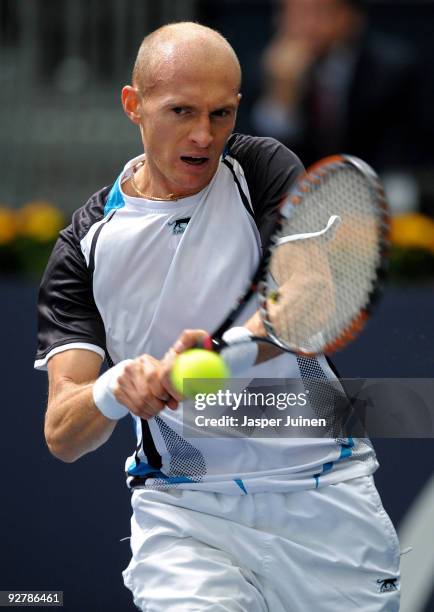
[192, 335, 221, 351]
[202, 335, 218, 351]
[195, 329, 258, 374]
[196, 330, 249, 353]
[221, 328, 259, 375]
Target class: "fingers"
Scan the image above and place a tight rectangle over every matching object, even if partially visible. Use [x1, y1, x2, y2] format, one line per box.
[163, 329, 209, 400]
[141, 356, 180, 411]
[160, 348, 184, 403]
[173, 329, 209, 353]
[112, 356, 179, 419]
[110, 329, 210, 419]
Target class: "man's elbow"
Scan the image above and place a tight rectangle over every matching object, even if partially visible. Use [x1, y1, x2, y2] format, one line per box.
[44, 429, 80, 463]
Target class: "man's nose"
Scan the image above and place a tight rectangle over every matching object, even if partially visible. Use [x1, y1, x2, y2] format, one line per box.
[189, 116, 213, 148]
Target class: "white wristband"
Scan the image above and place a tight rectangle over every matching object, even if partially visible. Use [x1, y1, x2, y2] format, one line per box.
[93, 359, 133, 420]
[221, 327, 258, 375]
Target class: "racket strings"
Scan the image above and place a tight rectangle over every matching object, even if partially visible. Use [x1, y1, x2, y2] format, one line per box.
[265, 166, 383, 353]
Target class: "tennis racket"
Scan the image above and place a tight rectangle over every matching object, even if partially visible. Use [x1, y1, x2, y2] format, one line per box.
[193, 154, 389, 364]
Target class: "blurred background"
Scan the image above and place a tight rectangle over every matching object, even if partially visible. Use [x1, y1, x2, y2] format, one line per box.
[0, 1, 433, 611]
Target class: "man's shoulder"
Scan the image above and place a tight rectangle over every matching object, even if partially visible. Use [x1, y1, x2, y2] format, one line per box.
[226, 133, 303, 172]
[62, 184, 113, 245]
[222, 134, 303, 232]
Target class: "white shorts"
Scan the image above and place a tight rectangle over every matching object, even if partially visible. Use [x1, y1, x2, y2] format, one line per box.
[122, 475, 400, 611]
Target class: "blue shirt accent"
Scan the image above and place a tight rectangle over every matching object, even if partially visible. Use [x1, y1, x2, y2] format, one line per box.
[321, 461, 334, 473]
[127, 461, 195, 484]
[164, 475, 196, 485]
[104, 176, 125, 216]
[234, 479, 248, 494]
[127, 461, 159, 477]
[339, 438, 354, 460]
[313, 438, 354, 488]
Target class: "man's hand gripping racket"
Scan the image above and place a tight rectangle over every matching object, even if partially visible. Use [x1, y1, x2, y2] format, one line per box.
[170, 155, 389, 398]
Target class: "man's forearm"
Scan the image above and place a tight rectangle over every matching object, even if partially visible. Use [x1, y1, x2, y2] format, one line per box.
[45, 381, 117, 463]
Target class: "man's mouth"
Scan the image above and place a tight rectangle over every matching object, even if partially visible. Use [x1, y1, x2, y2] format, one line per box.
[181, 156, 209, 166]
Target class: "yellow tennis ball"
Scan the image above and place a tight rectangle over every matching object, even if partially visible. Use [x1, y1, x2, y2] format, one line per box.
[171, 349, 230, 398]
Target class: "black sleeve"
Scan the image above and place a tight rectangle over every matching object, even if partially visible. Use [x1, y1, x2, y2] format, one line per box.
[226, 133, 304, 247]
[35, 187, 111, 365]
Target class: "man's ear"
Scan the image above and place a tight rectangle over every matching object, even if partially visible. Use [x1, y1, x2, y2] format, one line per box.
[121, 85, 142, 125]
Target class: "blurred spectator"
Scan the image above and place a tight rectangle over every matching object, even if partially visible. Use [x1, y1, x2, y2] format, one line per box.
[252, 0, 422, 176]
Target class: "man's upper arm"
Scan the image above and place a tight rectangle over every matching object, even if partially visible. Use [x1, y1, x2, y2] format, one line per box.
[35, 189, 110, 371]
[47, 349, 103, 405]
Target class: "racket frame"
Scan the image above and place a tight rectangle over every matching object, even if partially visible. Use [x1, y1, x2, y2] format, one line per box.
[258, 154, 390, 355]
[204, 154, 390, 357]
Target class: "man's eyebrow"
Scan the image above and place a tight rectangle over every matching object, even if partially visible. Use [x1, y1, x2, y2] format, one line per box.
[213, 103, 238, 111]
[163, 100, 237, 111]
[160, 101, 193, 110]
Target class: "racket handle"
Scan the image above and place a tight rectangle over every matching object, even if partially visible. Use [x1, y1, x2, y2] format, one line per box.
[200, 335, 221, 351]
[191, 336, 215, 351]
[197, 328, 252, 352]
[199, 328, 258, 375]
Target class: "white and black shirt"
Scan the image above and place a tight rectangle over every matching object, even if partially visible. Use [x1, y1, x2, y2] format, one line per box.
[35, 134, 377, 494]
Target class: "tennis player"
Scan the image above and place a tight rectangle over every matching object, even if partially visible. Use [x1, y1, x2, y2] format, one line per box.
[35, 22, 400, 611]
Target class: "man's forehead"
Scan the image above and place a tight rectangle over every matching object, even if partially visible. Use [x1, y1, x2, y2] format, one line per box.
[140, 36, 240, 93]
[144, 60, 240, 101]
[161, 56, 237, 84]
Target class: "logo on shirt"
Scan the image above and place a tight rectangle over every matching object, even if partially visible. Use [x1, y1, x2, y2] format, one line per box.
[377, 578, 398, 593]
[168, 217, 191, 235]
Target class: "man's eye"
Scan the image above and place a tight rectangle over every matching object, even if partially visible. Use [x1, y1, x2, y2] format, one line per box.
[212, 109, 231, 118]
[172, 107, 188, 115]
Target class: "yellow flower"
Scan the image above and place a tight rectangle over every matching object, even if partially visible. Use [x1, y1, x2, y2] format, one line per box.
[390, 213, 434, 253]
[18, 200, 65, 242]
[0, 206, 18, 245]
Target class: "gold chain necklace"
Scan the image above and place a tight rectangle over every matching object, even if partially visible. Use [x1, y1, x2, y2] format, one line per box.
[130, 171, 178, 201]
